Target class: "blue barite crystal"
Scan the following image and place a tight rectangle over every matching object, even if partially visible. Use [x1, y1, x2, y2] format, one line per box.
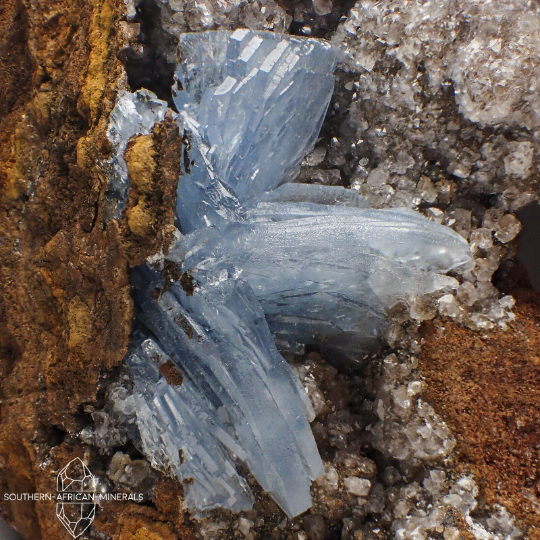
[174, 29, 339, 233]
[171, 199, 470, 359]
[129, 267, 321, 516]
[114, 30, 473, 518]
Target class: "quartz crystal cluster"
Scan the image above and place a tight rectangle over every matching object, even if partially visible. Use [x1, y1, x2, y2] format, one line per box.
[107, 28, 473, 520]
[330, 0, 539, 331]
[297, 351, 525, 540]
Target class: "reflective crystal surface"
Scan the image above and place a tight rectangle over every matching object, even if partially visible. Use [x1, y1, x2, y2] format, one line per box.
[171, 203, 469, 358]
[174, 29, 338, 232]
[120, 29, 472, 519]
[128, 268, 322, 517]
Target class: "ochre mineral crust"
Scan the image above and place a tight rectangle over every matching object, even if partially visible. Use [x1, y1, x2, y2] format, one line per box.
[0, 0, 181, 538]
[420, 267, 540, 539]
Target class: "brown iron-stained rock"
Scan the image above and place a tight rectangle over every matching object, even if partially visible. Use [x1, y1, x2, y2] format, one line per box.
[420, 270, 540, 539]
[0, 0, 182, 538]
[94, 477, 195, 540]
[121, 113, 182, 265]
[159, 359, 184, 387]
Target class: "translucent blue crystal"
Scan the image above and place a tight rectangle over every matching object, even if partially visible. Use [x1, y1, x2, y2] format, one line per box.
[118, 29, 473, 520]
[174, 29, 339, 232]
[171, 202, 470, 358]
[127, 333, 255, 514]
[129, 267, 322, 517]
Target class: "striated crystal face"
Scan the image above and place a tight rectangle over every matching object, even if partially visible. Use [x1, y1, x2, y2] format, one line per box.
[171, 201, 470, 358]
[174, 29, 339, 232]
[129, 267, 323, 517]
[175, 30, 337, 200]
[117, 30, 473, 519]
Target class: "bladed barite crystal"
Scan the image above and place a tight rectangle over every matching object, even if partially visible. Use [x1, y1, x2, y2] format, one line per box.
[128, 268, 322, 516]
[110, 30, 472, 518]
[173, 30, 339, 233]
[171, 202, 471, 359]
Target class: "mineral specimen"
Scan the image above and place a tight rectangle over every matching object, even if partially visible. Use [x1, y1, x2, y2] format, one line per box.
[127, 267, 322, 517]
[105, 89, 171, 220]
[3, 0, 539, 537]
[118, 29, 472, 519]
[169, 29, 471, 358]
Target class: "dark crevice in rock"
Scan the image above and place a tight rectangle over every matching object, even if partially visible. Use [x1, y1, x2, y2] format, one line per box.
[119, 0, 178, 109]
[46, 425, 67, 448]
[277, 0, 357, 39]
[516, 201, 540, 291]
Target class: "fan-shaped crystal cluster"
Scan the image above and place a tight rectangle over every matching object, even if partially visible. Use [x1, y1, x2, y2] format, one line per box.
[113, 30, 472, 518]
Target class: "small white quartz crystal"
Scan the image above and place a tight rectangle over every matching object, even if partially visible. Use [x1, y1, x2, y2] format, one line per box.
[344, 477, 371, 497]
